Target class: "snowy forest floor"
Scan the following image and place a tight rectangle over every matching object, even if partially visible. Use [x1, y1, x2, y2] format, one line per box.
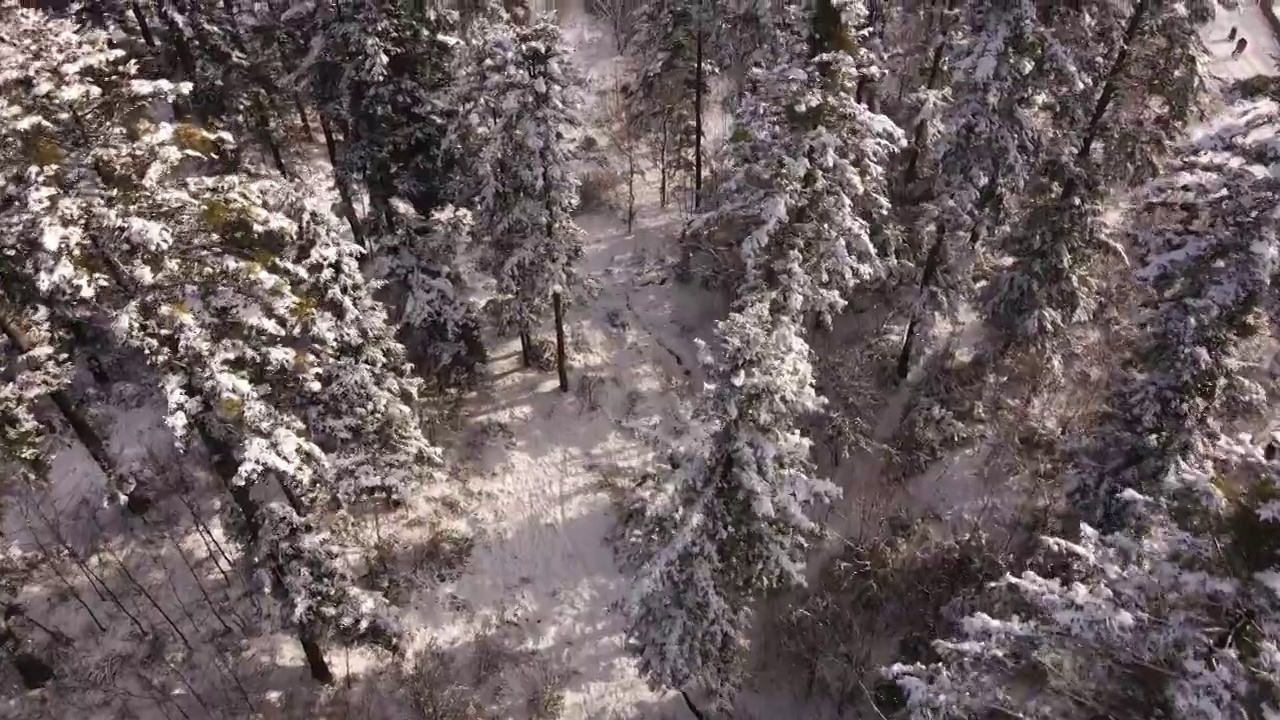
[406, 203, 724, 720]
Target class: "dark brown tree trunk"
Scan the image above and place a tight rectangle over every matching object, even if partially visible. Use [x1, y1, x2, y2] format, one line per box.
[693, 6, 704, 210]
[198, 420, 333, 684]
[296, 98, 315, 141]
[554, 292, 568, 392]
[159, 7, 196, 77]
[626, 151, 636, 233]
[659, 115, 670, 208]
[520, 331, 532, 369]
[300, 630, 334, 684]
[319, 115, 364, 244]
[157, 6, 199, 121]
[681, 690, 710, 720]
[1062, 0, 1147, 202]
[897, 221, 946, 380]
[902, 39, 948, 191]
[254, 99, 288, 176]
[130, 2, 155, 48]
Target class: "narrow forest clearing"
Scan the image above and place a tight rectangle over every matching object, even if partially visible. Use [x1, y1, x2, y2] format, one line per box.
[406, 206, 712, 720]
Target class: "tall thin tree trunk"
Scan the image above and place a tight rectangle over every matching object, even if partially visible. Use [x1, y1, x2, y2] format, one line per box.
[902, 39, 948, 191]
[520, 331, 532, 368]
[693, 4, 704, 210]
[896, 221, 946, 380]
[626, 151, 636, 233]
[130, 2, 155, 47]
[255, 100, 288, 176]
[198, 421, 334, 685]
[319, 114, 364, 244]
[1062, 0, 1148, 202]
[158, 6, 200, 121]
[659, 115, 669, 208]
[554, 292, 568, 392]
[296, 98, 315, 141]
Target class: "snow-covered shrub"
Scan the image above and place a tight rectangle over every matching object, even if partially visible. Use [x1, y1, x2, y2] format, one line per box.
[527, 337, 558, 373]
[396, 634, 566, 720]
[780, 524, 1028, 713]
[574, 373, 608, 413]
[516, 659, 569, 720]
[402, 640, 486, 720]
[888, 437, 1280, 720]
[576, 166, 623, 216]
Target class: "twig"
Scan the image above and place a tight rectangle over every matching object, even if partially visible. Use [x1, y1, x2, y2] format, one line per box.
[858, 678, 891, 720]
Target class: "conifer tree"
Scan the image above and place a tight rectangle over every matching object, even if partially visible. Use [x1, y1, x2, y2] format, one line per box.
[894, 0, 1063, 377]
[1071, 137, 1278, 530]
[461, 17, 584, 379]
[692, 8, 904, 327]
[982, 0, 1213, 363]
[889, 431, 1280, 720]
[619, 297, 837, 701]
[621, 0, 897, 702]
[370, 202, 492, 388]
[303, 0, 462, 229]
[0, 5, 432, 681]
[624, 0, 717, 208]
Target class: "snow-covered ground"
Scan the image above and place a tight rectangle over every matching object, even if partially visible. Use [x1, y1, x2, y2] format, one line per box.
[407, 204, 712, 720]
[1203, 1, 1279, 80]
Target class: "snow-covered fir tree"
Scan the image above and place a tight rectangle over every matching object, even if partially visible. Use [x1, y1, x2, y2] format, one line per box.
[621, 0, 896, 703]
[619, 296, 838, 702]
[893, 0, 1069, 377]
[691, 11, 904, 326]
[301, 0, 462, 228]
[888, 438, 1280, 720]
[888, 96, 1280, 720]
[1070, 137, 1279, 531]
[982, 0, 1213, 363]
[158, 0, 292, 172]
[0, 5, 436, 680]
[460, 16, 584, 369]
[370, 201, 492, 388]
[624, 0, 718, 207]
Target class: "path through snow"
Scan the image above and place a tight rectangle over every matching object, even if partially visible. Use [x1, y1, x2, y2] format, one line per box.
[1204, 1, 1279, 80]
[411, 206, 716, 720]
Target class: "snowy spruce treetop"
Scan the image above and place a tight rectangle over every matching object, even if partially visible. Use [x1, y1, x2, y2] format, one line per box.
[1071, 138, 1280, 531]
[889, 435, 1280, 720]
[621, 0, 895, 704]
[303, 0, 462, 222]
[981, 0, 1214, 362]
[694, 10, 905, 327]
[460, 16, 584, 338]
[620, 297, 839, 701]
